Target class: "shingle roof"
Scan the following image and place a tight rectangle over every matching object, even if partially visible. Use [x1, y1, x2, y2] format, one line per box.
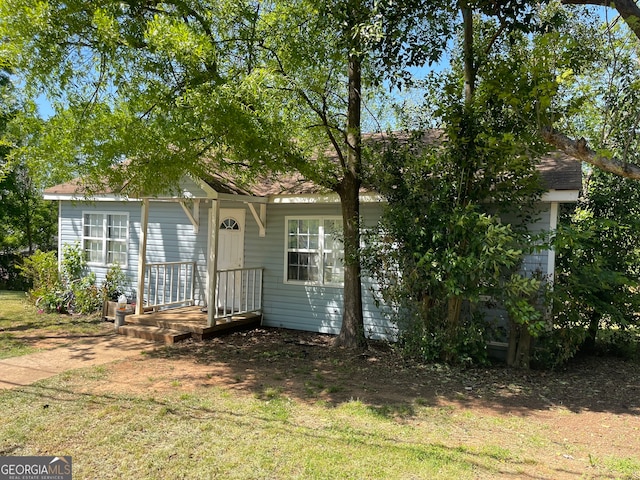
[536, 151, 582, 191]
[44, 132, 582, 198]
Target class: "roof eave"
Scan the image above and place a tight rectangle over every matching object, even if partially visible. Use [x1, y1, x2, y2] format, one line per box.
[540, 190, 580, 202]
[42, 193, 134, 202]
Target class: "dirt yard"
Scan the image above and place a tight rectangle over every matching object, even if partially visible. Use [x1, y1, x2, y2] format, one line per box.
[17, 326, 640, 477]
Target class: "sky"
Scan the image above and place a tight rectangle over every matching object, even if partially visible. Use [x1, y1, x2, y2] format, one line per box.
[32, 4, 612, 123]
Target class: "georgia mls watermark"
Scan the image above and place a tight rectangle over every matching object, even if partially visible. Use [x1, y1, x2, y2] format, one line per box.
[0, 456, 72, 480]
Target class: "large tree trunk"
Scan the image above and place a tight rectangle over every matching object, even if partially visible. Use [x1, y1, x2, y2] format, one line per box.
[335, 172, 366, 348]
[334, 34, 366, 349]
[462, 3, 475, 105]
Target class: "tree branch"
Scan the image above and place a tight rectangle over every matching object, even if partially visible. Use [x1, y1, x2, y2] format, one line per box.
[542, 127, 640, 180]
[561, 0, 640, 41]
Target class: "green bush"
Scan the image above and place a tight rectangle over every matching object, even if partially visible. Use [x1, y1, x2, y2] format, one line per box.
[36, 288, 72, 314]
[17, 250, 60, 303]
[18, 244, 102, 315]
[392, 305, 489, 366]
[595, 328, 640, 361]
[61, 243, 86, 283]
[71, 273, 102, 314]
[101, 263, 127, 301]
[531, 326, 587, 369]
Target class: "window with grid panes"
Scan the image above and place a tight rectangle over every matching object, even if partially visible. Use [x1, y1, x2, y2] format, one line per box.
[83, 212, 128, 265]
[285, 217, 344, 285]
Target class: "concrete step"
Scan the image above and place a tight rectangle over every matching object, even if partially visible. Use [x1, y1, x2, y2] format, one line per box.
[117, 324, 192, 345]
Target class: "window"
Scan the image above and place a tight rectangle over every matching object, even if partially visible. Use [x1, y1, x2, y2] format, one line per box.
[285, 217, 343, 285]
[83, 213, 128, 266]
[220, 218, 240, 230]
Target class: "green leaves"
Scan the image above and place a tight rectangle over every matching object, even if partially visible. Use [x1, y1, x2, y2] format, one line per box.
[552, 169, 640, 333]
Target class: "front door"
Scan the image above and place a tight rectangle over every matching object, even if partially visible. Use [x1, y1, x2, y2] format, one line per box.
[217, 208, 245, 311]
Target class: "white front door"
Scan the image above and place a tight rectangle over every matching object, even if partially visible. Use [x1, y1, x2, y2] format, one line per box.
[217, 208, 245, 310]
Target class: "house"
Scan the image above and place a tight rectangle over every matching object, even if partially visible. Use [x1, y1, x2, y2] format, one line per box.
[43, 149, 581, 343]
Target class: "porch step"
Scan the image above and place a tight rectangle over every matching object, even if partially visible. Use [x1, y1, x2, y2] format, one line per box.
[125, 313, 207, 333]
[117, 324, 192, 345]
[194, 315, 263, 341]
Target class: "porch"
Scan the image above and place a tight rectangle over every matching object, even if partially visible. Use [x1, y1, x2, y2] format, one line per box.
[118, 306, 262, 344]
[120, 261, 264, 344]
[134, 196, 267, 331]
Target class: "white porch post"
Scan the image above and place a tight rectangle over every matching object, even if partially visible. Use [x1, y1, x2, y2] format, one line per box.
[207, 199, 220, 327]
[135, 199, 149, 316]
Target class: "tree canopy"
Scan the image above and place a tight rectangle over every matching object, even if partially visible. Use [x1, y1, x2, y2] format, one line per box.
[0, 68, 57, 289]
[0, 0, 454, 347]
[2, 0, 640, 351]
[542, 1, 640, 179]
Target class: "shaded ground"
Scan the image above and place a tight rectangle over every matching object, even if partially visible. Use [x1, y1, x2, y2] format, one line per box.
[84, 328, 640, 469]
[6, 325, 640, 477]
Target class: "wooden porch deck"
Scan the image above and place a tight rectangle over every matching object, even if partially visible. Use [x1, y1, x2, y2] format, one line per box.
[117, 306, 262, 344]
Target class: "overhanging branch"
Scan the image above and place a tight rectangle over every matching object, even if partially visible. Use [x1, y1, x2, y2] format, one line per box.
[542, 127, 640, 180]
[561, 0, 640, 41]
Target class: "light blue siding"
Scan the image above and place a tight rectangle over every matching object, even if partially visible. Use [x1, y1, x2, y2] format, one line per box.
[59, 200, 211, 305]
[60, 202, 141, 299]
[56, 196, 560, 342]
[252, 202, 395, 340]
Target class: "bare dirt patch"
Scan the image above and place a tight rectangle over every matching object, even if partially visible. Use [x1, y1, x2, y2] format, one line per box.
[16, 320, 115, 350]
[79, 329, 639, 466]
[30, 326, 640, 478]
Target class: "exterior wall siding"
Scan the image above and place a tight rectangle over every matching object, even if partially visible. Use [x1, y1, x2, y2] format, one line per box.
[59, 201, 141, 300]
[59, 200, 211, 306]
[57, 196, 562, 342]
[252, 201, 395, 340]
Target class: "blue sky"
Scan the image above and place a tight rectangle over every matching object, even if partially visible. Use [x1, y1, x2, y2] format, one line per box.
[33, 4, 612, 122]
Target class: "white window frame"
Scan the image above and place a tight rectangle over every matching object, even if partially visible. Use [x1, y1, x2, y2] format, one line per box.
[82, 211, 129, 267]
[284, 216, 344, 286]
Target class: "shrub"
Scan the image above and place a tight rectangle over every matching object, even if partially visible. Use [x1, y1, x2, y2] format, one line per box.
[71, 273, 102, 314]
[0, 253, 31, 291]
[18, 244, 102, 315]
[594, 328, 640, 361]
[531, 326, 587, 370]
[101, 263, 127, 301]
[17, 250, 60, 303]
[36, 288, 72, 314]
[395, 309, 489, 366]
[61, 242, 86, 283]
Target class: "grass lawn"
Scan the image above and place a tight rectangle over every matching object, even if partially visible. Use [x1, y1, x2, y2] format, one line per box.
[1, 375, 485, 479]
[0, 290, 109, 359]
[1, 290, 639, 479]
[2, 363, 639, 480]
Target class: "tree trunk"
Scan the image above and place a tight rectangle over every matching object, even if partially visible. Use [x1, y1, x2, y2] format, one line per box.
[515, 328, 532, 369]
[507, 320, 532, 369]
[334, 32, 366, 349]
[24, 195, 34, 255]
[445, 296, 463, 362]
[335, 173, 366, 349]
[583, 310, 601, 354]
[507, 319, 519, 367]
[462, 3, 475, 105]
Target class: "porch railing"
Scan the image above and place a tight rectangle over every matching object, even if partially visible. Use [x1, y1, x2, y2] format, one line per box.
[144, 261, 195, 310]
[215, 267, 263, 320]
